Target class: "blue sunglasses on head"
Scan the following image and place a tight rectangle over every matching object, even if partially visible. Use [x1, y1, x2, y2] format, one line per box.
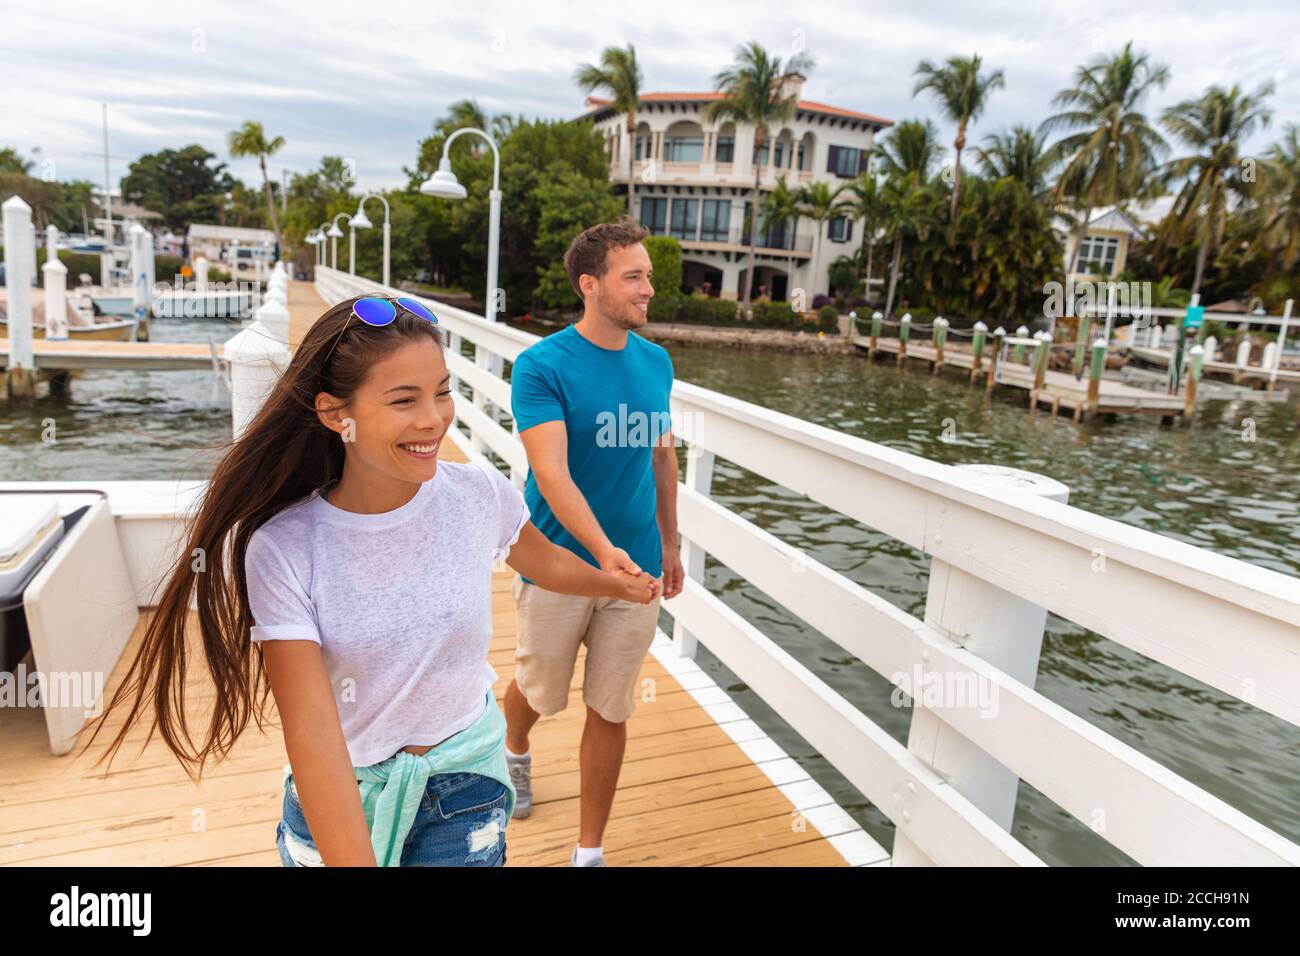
[351, 295, 440, 327]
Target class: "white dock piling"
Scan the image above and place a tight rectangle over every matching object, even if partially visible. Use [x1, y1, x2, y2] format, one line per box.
[3, 196, 36, 402]
[43, 224, 68, 340]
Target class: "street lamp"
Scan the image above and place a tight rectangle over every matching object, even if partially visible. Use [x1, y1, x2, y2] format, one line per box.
[317, 222, 330, 267]
[328, 213, 348, 271]
[421, 127, 504, 446]
[350, 194, 391, 286]
[420, 127, 501, 334]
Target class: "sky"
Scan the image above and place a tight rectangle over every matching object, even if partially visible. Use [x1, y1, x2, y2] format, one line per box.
[2, 0, 1297, 197]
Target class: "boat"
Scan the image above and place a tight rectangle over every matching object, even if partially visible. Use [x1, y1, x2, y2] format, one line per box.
[0, 289, 138, 342]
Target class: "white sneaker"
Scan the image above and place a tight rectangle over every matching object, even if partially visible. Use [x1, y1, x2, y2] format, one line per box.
[570, 846, 607, 867]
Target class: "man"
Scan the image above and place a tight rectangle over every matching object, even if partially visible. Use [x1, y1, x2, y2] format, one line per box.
[504, 218, 684, 867]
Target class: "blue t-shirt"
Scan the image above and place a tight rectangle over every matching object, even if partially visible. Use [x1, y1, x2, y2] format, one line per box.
[510, 324, 674, 583]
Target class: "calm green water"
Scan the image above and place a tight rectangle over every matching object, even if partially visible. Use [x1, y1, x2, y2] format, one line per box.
[3, 327, 1296, 865]
[661, 342, 1300, 865]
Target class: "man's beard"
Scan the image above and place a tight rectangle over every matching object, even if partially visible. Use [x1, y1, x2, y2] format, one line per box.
[596, 289, 644, 330]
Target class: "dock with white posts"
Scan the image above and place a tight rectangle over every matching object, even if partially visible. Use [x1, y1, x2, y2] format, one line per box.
[853, 312, 1188, 422]
[1, 267, 1297, 866]
[1, 197, 277, 399]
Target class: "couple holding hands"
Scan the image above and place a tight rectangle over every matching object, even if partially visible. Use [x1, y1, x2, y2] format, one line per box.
[97, 219, 680, 867]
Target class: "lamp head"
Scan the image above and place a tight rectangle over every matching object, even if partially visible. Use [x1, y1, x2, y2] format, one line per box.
[420, 156, 467, 199]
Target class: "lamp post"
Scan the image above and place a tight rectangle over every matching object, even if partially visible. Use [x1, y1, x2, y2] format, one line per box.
[421, 127, 501, 331]
[317, 222, 330, 267]
[328, 213, 348, 271]
[351, 194, 391, 286]
[421, 127, 504, 453]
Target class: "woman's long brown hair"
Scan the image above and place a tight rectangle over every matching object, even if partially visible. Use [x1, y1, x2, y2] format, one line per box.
[84, 295, 445, 779]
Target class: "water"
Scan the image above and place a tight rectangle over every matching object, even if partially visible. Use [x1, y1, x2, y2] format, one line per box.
[0, 316, 237, 480]
[3, 330, 1297, 864]
[660, 342, 1300, 864]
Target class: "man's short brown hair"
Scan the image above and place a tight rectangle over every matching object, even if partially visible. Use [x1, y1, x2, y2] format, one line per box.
[564, 217, 649, 299]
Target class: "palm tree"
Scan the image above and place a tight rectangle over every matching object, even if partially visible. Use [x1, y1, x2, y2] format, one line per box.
[846, 171, 887, 302]
[1253, 123, 1300, 271]
[1161, 82, 1274, 295]
[796, 180, 852, 299]
[875, 119, 943, 318]
[1042, 42, 1170, 286]
[976, 125, 1055, 201]
[912, 53, 1005, 220]
[704, 40, 815, 303]
[574, 45, 643, 219]
[228, 121, 286, 256]
[761, 177, 801, 301]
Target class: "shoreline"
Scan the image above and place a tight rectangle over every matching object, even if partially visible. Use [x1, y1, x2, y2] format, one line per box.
[510, 317, 858, 354]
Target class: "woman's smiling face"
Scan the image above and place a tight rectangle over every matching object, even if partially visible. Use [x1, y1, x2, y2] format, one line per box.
[318, 337, 454, 482]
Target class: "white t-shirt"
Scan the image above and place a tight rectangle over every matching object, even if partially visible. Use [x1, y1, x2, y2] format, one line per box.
[245, 461, 529, 767]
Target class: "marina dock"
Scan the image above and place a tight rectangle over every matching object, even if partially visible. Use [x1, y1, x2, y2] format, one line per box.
[855, 336, 1188, 419]
[0, 338, 215, 372]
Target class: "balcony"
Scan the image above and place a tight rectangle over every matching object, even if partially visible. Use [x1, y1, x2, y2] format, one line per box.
[645, 224, 813, 257]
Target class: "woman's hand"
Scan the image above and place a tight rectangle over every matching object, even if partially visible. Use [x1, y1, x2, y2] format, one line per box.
[605, 569, 661, 605]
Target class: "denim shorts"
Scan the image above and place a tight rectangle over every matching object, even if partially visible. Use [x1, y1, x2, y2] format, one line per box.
[276, 770, 510, 867]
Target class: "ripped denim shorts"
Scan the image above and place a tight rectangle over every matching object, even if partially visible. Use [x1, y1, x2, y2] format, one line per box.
[276, 770, 510, 867]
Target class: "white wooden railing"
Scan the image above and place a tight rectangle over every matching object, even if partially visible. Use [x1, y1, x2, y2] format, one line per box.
[314, 266, 1300, 867]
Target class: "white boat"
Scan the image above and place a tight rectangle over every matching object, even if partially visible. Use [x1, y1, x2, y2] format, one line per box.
[151, 287, 256, 319]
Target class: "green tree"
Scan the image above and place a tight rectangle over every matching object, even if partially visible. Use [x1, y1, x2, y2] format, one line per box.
[912, 53, 1005, 220]
[704, 40, 814, 303]
[796, 180, 852, 299]
[975, 125, 1055, 201]
[1160, 82, 1274, 294]
[875, 119, 943, 318]
[761, 176, 801, 301]
[228, 121, 286, 254]
[574, 44, 644, 219]
[1254, 123, 1300, 272]
[0, 147, 34, 175]
[121, 145, 237, 230]
[534, 168, 628, 308]
[1042, 42, 1170, 291]
[846, 171, 887, 303]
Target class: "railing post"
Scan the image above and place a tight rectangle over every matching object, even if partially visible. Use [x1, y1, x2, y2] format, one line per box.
[672, 445, 715, 660]
[892, 463, 1070, 866]
[224, 321, 293, 440]
[898, 313, 911, 365]
[970, 321, 986, 382]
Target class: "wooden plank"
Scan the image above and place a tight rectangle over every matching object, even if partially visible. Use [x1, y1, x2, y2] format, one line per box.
[0, 425, 852, 866]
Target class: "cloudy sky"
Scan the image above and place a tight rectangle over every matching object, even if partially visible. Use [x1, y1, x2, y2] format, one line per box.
[3, 0, 1296, 195]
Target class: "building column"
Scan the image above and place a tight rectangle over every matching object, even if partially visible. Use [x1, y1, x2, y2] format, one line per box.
[719, 260, 741, 301]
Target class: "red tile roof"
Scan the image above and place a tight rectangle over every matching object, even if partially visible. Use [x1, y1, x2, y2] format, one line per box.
[582, 92, 892, 127]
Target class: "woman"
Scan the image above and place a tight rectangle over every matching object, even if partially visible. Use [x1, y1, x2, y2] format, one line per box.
[88, 294, 659, 866]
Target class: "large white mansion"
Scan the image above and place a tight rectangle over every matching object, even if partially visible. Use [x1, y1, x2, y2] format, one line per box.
[578, 74, 892, 302]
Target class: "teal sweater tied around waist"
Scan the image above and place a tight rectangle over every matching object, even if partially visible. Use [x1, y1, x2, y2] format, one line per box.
[284, 690, 515, 867]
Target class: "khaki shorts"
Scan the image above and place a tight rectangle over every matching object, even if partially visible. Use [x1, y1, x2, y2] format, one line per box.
[511, 575, 662, 724]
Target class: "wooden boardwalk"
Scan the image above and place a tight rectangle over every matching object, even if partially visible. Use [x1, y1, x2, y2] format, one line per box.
[855, 336, 1188, 418]
[0, 337, 214, 371]
[0, 281, 874, 867]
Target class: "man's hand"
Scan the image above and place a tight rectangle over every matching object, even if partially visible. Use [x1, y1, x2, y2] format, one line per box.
[661, 542, 685, 599]
[597, 546, 642, 577]
[605, 570, 661, 605]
